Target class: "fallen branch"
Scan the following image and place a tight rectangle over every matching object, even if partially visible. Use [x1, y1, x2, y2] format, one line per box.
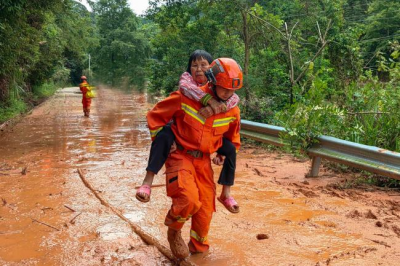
[369, 239, 391, 248]
[64, 205, 76, 212]
[135, 183, 165, 189]
[77, 169, 195, 266]
[253, 168, 263, 176]
[70, 212, 82, 224]
[32, 218, 60, 231]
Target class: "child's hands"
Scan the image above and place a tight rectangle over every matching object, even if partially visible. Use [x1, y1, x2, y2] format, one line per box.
[198, 106, 214, 118]
[208, 98, 227, 114]
[212, 154, 225, 165]
[170, 141, 177, 153]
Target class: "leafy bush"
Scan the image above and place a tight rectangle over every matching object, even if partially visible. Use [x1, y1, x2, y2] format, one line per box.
[240, 97, 277, 124]
[275, 102, 346, 151]
[275, 45, 399, 153]
[32, 82, 58, 98]
[0, 99, 27, 123]
[52, 67, 70, 86]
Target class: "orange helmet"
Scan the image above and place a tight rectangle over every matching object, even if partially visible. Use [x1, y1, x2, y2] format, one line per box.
[205, 58, 243, 90]
[81, 76, 87, 80]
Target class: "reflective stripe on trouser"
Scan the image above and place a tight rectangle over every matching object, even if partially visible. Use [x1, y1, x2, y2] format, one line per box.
[164, 150, 216, 253]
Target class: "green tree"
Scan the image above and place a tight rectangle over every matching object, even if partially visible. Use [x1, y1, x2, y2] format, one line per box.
[0, 0, 96, 101]
[147, 0, 219, 94]
[91, 0, 151, 87]
[61, 1, 99, 85]
[0, 0, 62, 100]
[362, 0, 400, 74]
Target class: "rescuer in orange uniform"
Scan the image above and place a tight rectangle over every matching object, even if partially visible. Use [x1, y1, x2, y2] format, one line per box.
[147, 58, 242, 258]
[79, 76, 91, 117]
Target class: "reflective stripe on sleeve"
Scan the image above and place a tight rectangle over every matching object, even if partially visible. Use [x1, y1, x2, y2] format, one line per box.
[200, 94, 212, 106]
[150, 127, 163, 138]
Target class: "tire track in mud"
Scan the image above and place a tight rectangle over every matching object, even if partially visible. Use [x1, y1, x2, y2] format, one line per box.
[77, 168, 196, 266]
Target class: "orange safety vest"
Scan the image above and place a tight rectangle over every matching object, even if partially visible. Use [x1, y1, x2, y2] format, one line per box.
[147, 85, 240, 154]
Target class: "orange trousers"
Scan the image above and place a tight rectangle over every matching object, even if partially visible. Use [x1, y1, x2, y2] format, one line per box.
[164, 150, 216, 253]
[82, 97, 91, 109]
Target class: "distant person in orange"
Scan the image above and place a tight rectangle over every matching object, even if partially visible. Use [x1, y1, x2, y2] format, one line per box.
[79, 76, 91, 117]
[147, 58, 242, 259]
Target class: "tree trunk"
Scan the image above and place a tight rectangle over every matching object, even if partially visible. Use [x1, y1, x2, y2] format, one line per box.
[241, 9, 251, 103]
[0, 77, 9, 102]
[111, 52, 115, 86]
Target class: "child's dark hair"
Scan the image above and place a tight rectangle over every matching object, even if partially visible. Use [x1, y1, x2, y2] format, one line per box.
[186, 50, 213, 73]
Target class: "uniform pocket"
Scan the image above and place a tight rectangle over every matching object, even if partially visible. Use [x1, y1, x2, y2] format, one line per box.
[165, 166, 182, 197]
[178, 114, 202, 144]
[183, 112, 203, 131]
[213, 125, 229, 136]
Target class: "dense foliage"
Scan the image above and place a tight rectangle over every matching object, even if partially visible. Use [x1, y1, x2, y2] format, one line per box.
[90, 0, 151, 87]
[0, 0, 95, 120]
[145, 0, 399, 153]
[1, 0, 399, 155]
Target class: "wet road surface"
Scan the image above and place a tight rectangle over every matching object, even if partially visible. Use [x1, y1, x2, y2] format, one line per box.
[0, 87, 399, 265]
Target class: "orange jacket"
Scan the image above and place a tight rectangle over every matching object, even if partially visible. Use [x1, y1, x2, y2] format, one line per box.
[79, 80, 89, 98]
[147, 85, 241, 154]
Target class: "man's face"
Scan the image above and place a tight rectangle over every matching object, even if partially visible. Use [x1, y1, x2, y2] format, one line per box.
[215, 85, 234, 101]
[190, 58, 210, 84]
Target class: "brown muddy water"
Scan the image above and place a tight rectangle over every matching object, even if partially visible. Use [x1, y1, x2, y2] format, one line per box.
[0, 87, 399, 266]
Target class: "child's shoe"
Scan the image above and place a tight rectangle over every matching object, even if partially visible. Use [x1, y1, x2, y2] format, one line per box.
[135, 184, 151, 202]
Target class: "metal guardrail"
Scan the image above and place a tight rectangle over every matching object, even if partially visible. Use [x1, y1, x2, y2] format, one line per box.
[240, 119, 400, 180]
[240, 120, 286, 147]
[308, 136, 400, 180]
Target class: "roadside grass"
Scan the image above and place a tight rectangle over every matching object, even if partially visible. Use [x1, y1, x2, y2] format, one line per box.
[334, 174, 400, 190]
[0, 82, 69, 124]
[32, 82, 60, 99]
[0, 98, 27, 123]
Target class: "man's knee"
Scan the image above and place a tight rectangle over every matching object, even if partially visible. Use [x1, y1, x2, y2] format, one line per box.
[173, 192, 201, 216]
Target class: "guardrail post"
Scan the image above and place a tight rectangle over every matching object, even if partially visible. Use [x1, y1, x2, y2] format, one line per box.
[308, 156, 321, 177]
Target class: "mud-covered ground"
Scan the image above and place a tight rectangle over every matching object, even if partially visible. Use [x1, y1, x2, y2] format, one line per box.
[0, 87, 399, 266]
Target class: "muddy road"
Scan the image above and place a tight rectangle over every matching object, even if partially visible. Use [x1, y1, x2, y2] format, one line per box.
[0, 87, 399, 266]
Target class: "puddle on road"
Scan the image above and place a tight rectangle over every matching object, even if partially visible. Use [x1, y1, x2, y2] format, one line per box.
[0, 87, 382, 265]
[0, 87, 152, 265]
